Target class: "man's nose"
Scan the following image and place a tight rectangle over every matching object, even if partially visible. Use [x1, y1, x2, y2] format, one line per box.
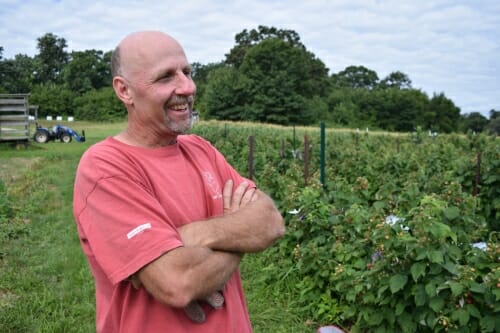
[175, 72, 196, 95]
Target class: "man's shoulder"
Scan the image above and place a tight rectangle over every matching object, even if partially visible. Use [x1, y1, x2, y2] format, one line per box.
[82, 137, 127, 159]
[78, 137, 132, 173]
[178, 134, 209, 144]
[178, 134, 215, 151]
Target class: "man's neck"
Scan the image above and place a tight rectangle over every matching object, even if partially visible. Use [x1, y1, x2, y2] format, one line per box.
[114, 128, 177, 148]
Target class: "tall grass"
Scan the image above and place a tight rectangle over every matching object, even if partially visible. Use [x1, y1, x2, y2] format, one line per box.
[0, 121, 314, 333]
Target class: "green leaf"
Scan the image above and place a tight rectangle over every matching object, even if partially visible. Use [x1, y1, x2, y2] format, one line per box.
[415, 251, 427, 261]
[480, 315, 495, 332]
[449, 281, 463, 296]
[443, 206, 460, 220]
[443, 261, 459, 275]
[397, 311, 416, 333]
[429, 296, 444, 312]
[414, 284, 427, 306]
[425, 311, 436, 329]
[390, 274, 408, 293]
[493, 288, 500, 301]
[410, 262, 426, 282]
[373, 201, 386, 210]
[429, 221, 457, 242]
[427, 250, 444, 264]
[469, 282, 486, 294]
[363, 309, 384, 325]
[377, 285, 389, 298]
[465, 304, 480, 318]
[425, 283, 436, 297]
[451, 309, 469, 326]
[395, 301, 406, 315]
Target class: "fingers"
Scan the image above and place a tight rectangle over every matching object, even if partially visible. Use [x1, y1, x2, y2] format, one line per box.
[231, 181, 248, 211]
[223, 179, 233, 213]
[184, 301, 206, 323]
[184, 292, 225, 323]
[205, 291, 225, 309]
[223, 180, 256, 213]
[241, 187, 256, 206]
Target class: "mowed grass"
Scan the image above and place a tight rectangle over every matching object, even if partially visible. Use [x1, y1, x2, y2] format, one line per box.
[0, 121, 315, 333]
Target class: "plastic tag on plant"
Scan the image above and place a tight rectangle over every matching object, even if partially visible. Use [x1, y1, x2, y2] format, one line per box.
[317, 325, 345, 333]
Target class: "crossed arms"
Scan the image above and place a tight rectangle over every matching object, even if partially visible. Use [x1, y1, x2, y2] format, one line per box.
[132, 180, 285, 308]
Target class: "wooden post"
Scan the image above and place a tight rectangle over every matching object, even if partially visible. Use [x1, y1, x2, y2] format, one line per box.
[473, 151, 481, 196]
[280, 139, 285, 159]
[248, 135, 254, 180]
[304, 134, 310, 185]
[320, 122, 326, 186]
[293, 125, 296, 153]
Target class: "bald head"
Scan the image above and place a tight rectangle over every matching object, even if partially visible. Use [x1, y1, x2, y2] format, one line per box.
[111, 31, 185, 78]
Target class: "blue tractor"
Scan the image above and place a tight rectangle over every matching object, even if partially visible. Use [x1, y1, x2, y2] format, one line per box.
[33, 123, 86, 143]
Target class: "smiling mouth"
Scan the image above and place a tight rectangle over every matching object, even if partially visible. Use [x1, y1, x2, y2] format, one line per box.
[170, 103, 189, 111]
[167, 95, 194, 112]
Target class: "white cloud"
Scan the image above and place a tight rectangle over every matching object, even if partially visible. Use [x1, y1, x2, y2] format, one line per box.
[0, 0, 498, 115]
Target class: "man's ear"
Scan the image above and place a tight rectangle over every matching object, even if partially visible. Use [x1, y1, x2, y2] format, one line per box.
[112, 76, 133, 105]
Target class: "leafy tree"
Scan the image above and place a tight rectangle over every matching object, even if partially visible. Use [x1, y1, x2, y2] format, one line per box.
[33, 33, 69, 84]
[330, 65, 379, 89]
[0, 46, 3, 60]
[62, 49, 111, 93]
[489, 109, 499, 120]
[201, 66, 253, 121]
[0, 54, 35, 93]
[331, 100, 360, 127]
[225, 25, 305, 68]
[74, 87, 125, 121]
[486, 117, 500, 135]
[380, 71, 412, 89]
[29, 83, 76, 117]
[191, 61, 226, 112]
[460, 112, 489, 133]
[428, 92, 461, 133]
[327, 88, 377, 128]
[238, 38, 329, 125]
[375, 88, 428, 131]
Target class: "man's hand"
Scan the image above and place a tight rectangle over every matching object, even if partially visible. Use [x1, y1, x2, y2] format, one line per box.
[182, 179, 254, 323]
[184, 290, 225, 323]
[178, 179, 258, 247]
[223, 180, 257, 214]
[130, 179, 282, 321]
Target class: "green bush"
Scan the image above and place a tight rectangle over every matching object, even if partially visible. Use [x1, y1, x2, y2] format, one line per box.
[74, 87, 126, 121]
[265, 178, 499, 332]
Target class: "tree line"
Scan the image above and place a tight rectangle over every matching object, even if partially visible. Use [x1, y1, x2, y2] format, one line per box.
[0, 27, 498, 134]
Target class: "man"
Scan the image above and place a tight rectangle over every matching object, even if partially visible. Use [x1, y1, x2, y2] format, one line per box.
[73, 30, 285, 332]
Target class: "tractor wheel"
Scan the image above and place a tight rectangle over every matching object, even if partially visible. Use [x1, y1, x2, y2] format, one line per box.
[60, 133, 72, 143]
[34, 129, 49, 143]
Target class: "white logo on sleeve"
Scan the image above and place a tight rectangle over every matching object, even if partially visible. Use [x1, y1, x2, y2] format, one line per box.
[127, 223, 152, 239]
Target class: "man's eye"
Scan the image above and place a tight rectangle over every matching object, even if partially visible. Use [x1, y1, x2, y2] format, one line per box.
[183, 69, 192, 77]
[159, 75, 173, 81]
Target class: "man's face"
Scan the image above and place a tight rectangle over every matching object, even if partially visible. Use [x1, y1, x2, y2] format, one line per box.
[125, 37, 197, 137]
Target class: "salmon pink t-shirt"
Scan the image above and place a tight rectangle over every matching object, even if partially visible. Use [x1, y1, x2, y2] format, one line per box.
[73, 135, 254, 333]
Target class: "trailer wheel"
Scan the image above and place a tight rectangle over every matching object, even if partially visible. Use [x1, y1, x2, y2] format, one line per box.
[34, 129, 49, 143]
[60, 133, 72, 143]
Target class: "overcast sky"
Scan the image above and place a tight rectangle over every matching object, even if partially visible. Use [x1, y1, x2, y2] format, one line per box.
[1, 0, 498, 117]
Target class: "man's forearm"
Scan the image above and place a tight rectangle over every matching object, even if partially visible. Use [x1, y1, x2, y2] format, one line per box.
[137, 245, 242, 308]
[179, 190, 285, 253]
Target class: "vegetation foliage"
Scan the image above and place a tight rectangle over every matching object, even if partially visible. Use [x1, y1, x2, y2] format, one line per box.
[1, 27, 498, 133]
[0, 121, 499, 332]
[198, 121, 499, 332]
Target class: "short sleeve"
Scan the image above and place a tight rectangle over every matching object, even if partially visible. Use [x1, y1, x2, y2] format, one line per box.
[78, 175, 183, 285]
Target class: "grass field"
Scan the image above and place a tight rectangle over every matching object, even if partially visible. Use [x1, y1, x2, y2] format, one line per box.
[0, 121, 317, 333]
